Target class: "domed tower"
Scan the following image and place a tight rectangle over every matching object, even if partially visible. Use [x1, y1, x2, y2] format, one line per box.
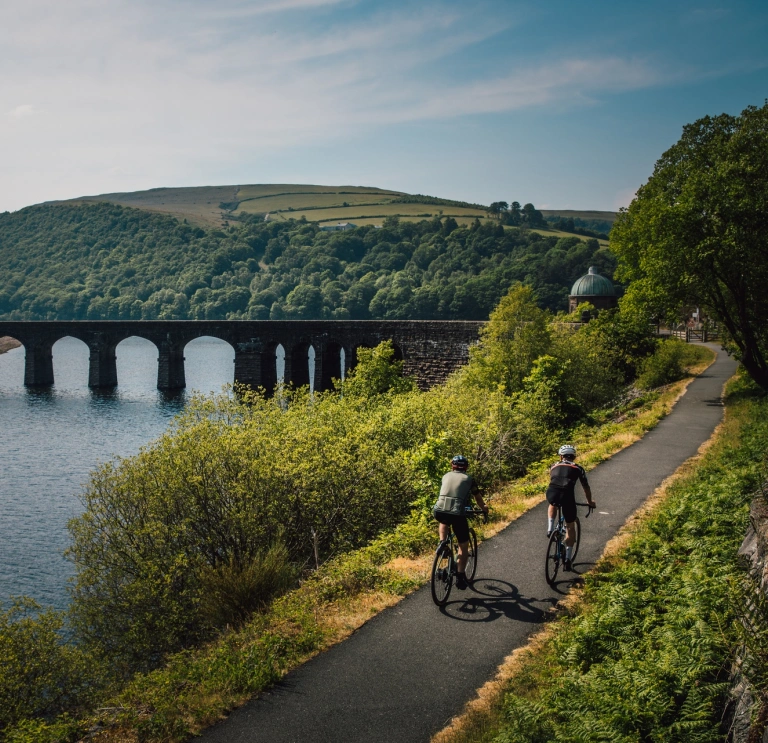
[568, 266, 617, 313]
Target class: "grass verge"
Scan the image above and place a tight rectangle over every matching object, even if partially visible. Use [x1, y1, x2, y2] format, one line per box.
[9, 349, 715, 743]
[432, 368, 765, 743]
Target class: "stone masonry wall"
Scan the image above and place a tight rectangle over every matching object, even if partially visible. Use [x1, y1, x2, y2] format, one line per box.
[0, 320, 484, 390]
[728, 492, 768, 743]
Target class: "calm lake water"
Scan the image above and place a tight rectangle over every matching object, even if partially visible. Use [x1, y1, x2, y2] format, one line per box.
[0, 336, 237, 613]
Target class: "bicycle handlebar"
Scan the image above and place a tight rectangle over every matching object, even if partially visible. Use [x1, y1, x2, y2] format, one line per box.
[465, 507, 489, 523]
[576, 501, 595, 518]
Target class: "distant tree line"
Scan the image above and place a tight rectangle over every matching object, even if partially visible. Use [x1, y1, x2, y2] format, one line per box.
[486, 201, 547, 228]
[545, 215, 612, 240]
[0, 203, 616, 322]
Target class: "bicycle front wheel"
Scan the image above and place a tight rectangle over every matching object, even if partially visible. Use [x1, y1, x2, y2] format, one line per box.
[465, 528, 478, 582]
[431, 543, 453, 606]
[545, 531, 561, 586]
[571, 517, 581, 562]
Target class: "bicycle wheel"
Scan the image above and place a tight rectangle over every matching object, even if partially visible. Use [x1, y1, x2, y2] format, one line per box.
[571, 517, 581, 562]
[431, 542, 453, 605]
[465, 528, 478, 582]
[545, 530, 561, 586]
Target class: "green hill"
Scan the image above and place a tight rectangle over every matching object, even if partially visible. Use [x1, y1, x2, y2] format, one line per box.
[48, 184, 615, 234]
[0, 198, 617, 322]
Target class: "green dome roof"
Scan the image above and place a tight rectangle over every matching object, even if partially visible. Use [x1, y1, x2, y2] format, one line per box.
[570, 266, 615, 297]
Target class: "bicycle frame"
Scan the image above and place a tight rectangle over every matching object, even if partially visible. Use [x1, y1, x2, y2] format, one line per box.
[545, 501, 592, 586]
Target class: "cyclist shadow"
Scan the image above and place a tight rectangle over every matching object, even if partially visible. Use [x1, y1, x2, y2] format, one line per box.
[439, 577, 556, 623]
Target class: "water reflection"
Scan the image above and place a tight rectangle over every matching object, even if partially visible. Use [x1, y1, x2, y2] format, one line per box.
[0, 336, 235, 611]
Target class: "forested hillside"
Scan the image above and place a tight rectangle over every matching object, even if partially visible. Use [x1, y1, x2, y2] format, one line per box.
[0, 203, 616, 321]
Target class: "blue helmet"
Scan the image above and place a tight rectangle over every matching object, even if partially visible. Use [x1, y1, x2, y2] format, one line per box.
[451, 455, 468, 469]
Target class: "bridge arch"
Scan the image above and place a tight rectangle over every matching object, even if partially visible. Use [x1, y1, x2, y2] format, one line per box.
[289, 340, 314, 389]
[320, 340, 345, 391]
[52, 336, 90, 389]
[0, 321, 484, 391]
[115, 336, 159, 390]
[183, 336, 235, 393]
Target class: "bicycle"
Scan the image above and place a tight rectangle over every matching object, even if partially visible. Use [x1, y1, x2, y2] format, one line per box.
[545, 501, 593, 586]
[430, 508, 486, 606]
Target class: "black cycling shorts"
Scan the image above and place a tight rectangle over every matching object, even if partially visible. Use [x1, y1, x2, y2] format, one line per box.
[546, 488, 577, 524]
[433, 510, 470, 543]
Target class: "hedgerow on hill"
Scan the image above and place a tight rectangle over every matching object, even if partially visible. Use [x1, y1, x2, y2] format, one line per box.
[0, 203, 615, 321]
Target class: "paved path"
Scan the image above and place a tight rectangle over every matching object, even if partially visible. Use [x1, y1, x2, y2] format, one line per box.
[198, 346, 737, 743]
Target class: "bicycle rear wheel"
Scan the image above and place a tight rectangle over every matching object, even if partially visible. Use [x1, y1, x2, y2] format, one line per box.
[571, 517, 581, 562]
[431, 543, 453, 605]
[545, 531, 562, 586]
[465, 528, 478, 582]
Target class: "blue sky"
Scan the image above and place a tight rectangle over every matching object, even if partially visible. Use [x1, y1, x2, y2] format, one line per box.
[2, 0, 767, 213]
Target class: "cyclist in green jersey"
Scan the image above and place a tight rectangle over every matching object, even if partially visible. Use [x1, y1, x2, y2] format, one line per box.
[433, 455, 488, 589]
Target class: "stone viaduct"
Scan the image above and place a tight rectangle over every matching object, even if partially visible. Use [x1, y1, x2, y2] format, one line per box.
[0, 321, 484, 392]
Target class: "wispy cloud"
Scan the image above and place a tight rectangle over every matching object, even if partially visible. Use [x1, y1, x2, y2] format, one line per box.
[6, 104, 36, 118]
[1, 0, 755, 212]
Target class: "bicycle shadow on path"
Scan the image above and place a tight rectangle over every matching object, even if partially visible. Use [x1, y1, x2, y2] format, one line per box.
[439, 577, 556, 623]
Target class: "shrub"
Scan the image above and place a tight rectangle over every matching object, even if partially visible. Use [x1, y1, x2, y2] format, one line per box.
[636, 338, 686, 389]
[0, 599, 95, 734]
[198, 540, 298, 629]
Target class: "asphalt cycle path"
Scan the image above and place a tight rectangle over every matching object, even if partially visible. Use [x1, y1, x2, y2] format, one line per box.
[198, 346, 737, 743]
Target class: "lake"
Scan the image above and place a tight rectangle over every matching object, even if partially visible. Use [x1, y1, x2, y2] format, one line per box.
[0, 336, 238, 612]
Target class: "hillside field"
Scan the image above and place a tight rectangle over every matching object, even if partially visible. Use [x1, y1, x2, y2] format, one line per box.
[48, 184, 616, 235]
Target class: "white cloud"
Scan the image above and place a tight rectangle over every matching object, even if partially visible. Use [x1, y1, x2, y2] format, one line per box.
[7, 104, 36, 118]
[0, 0, 685, 210]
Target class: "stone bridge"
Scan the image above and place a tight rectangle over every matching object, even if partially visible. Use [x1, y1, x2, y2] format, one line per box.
[0, 321, 484, 391]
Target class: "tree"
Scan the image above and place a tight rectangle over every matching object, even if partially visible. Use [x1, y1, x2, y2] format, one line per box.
[611, 101, 768, 390]
[462, 284, 551, 394]
[488, 201, 509, 220]
[522, 203, 545, 228]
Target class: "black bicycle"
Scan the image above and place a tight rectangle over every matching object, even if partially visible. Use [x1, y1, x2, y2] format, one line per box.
[431, 508, 486, 606]
[545, 501, 593, 586]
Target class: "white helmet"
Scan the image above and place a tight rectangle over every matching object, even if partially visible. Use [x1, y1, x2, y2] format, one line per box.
[558, 444, 576, 458]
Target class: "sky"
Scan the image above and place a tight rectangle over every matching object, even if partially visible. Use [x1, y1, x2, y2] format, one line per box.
[2, 0, 767, 213]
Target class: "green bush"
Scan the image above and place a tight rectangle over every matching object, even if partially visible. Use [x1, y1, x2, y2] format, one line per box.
[198, 540, 298, 629]
[0, 599, 96, 735]
[636, 338, 687, 389]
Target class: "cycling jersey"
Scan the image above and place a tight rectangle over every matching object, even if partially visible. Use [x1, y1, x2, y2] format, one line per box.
[433, 471, 478, 516]
[546, 460, 589, 524]
[547, 460, 589, 496]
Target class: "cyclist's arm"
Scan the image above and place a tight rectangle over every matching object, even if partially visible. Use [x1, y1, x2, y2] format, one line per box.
[579, 469, 596, 508]
[471, 481, 489, 514]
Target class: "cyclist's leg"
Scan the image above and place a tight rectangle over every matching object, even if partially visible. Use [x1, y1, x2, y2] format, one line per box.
[452, 517, 471, 586]
[546, 489, 560, 535]
[565, 521, 577, 546]
[434, 511, 451, 543]
[456, 540, 469, 572]
[562, 494, 578, 568]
